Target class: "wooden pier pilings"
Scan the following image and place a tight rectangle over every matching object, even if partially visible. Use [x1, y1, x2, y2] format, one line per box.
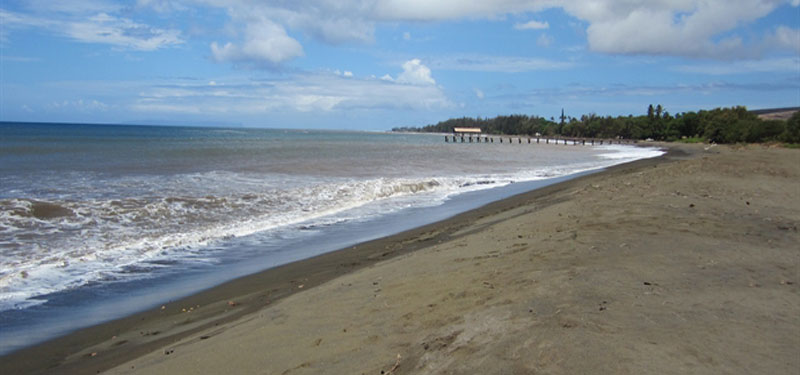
[444, 135, 635, 146]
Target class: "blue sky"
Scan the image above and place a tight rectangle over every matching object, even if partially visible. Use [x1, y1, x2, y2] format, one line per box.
[1, 0, 798, 130]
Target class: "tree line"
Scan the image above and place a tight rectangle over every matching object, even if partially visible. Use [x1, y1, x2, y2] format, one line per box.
[393, 105, 800, 144]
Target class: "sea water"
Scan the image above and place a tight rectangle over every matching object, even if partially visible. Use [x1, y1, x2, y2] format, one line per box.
[0, 122, 664, 353]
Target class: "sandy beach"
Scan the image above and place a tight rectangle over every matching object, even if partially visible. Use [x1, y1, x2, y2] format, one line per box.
[3, 143, 798, 374]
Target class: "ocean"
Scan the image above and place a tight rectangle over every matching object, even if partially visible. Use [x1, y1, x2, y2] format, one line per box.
[0, 122, 664, 353]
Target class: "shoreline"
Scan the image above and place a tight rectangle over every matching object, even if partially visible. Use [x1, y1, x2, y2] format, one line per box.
[0, 144, 674, 374]
[6, 142, 799, 374]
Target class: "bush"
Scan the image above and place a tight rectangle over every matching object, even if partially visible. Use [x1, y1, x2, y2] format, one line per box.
[782, 112, 800, 144]
[748, 120, 785, 143]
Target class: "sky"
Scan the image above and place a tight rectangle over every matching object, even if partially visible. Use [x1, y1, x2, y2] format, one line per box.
[0, 0, 798, 130]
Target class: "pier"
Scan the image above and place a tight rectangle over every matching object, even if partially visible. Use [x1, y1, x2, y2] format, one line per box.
[444, 133, 636, 146]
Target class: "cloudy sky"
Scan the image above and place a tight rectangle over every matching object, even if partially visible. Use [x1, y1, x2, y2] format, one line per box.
[1, 0, 798, 129]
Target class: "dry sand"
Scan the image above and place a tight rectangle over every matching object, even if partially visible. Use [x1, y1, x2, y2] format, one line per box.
[3, 143, 798, 374]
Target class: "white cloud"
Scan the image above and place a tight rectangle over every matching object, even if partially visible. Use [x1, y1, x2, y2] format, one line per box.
[561, 0, 792, 59]
[211, 20, 304, 66]
[242, 1, 794, 59]
[8, 0, 797, 64]
[48, 99, 110, 112]
[389, 1, 797, 58]
[514, 20, 549, 30]
[0, 9, 55, 30]
[0, 8, 182, 51]
[130, 0, 797, 61]
[131, 72, 452, 114]
[373, 0, 541, 21]
[396, 59, 436, 85]
[185, 0, 375, 46]
[428, 55, 575, 72]
[474, 88, 485, 99]
[68, 13, 183, 50]
[768, 26, 800, 53]
[673, 57, 800, 75]
[511, 79, 800, 105]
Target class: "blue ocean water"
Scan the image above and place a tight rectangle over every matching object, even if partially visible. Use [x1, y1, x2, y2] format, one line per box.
[0, 122, 663, 353]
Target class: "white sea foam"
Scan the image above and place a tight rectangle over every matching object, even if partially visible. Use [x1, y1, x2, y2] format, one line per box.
[596, 144, 665, 160]
[0, 175, 476, 310]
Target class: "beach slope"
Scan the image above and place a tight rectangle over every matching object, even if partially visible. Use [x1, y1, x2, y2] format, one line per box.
[5, 144, 798, 374]
[103, 144, 798, 374]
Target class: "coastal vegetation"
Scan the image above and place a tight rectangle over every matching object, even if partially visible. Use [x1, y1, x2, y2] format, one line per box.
[394, 106, 800, 145]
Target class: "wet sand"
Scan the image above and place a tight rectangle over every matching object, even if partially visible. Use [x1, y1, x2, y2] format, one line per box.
[3, 143, 798, 374]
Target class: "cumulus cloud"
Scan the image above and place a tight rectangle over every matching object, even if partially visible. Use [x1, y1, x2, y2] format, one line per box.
[396, 59, 436, 85]
[123, 0, 797, 61]
[563, 0, 797, 59]
[416, 1, 792, 58]
[185, 0, 375, 45]
[200, 1, 374, 67]
[565, 1, 779, 59]
[10, 0, 796, 61]
[205, 0, 795, 60]
[211, 20, 304, 66]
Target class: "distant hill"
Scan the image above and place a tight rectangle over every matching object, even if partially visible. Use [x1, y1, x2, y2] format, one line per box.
[750, 107, 800, 121]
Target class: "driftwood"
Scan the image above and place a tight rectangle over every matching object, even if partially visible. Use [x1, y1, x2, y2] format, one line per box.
[383, 354, 402, 374]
